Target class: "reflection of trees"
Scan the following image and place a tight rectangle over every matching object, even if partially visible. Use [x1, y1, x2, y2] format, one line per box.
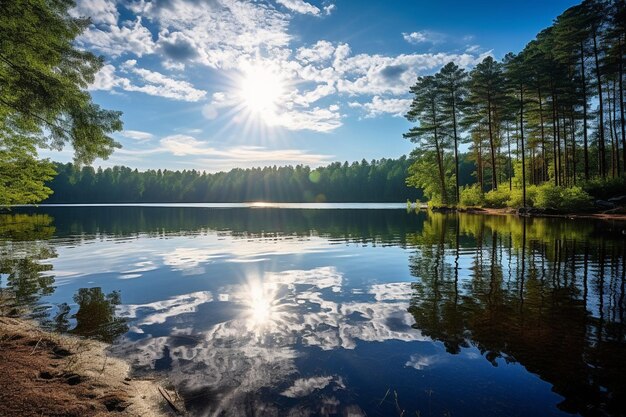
[0, 214, 56, 315]
[408, 213, 626, 416]
[14, 206, 428, 246]
[56, 287, 128, 343]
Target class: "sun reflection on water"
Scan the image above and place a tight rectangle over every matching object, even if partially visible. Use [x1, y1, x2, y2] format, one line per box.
[240, 278, 286, 340]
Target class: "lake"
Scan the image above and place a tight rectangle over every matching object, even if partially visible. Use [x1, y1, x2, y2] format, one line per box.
[1, 205, 625, 417]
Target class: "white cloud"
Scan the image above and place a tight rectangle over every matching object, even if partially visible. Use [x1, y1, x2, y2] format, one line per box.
[272, 106, 342, 132]
[77, 17, 156, 57]
[121, 130, 154, 141]
[402, 30, 445, 45]
[350, 96, 412, 118]
[80, 0, 491, 131]
[130, 0, 291, 69]
[89, 64, 120, 91]
[70, 0, 119, 25]
[120, 60, 206, 101]
[323, 4, 336, 15]
[202, 92, 237, 120]
[275, 0, 320, 15]
[157, 135, 333, 167]
[296, 40, 335, 63]
[89, 62, 206, 102]
[402, 31, 428, 44]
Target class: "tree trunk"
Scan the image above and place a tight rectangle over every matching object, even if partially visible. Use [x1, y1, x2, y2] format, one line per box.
[608, 81, 617, 177]
[520, 84, 527, 207]
[562, 112, 569, 186]
[555, 95, 562, 185]
[538, 85, 547, 182]
[612, 80, 620, 176]
[506, 121, 512, 190]
[487, 94, 498, 190]
[551, 86, 559, 186]
[570, 110, 577, 184]
[618, 36, 626, 171]
[593, 31, 606, 178]
[432, 101, 447, 203]
[451, 91, 460, 204]
[580, 40, 590, 180]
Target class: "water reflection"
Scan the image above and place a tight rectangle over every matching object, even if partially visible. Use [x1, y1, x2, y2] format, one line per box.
[0, 208, 625, 416]
[407, 213, 626, 416]
[0, 214, 56, 316]
[54, 288, 128, 342]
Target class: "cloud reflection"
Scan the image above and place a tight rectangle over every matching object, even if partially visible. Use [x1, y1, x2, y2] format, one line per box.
[112, 266, 422, 415]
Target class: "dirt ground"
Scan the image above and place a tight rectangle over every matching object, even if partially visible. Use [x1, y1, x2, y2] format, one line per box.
[0, 316, 181, 417]
[460, 207, 626, 222]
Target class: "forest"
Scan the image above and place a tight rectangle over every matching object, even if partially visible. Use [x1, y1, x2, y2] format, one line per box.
[44, 157, 446, 203]
[404, 0, 626, 209]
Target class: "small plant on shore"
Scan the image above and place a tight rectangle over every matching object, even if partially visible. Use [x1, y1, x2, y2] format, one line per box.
[484, 188, 511, 208]
[507, 185, 537, 208]
[558, 186, 593, 212]
[533, 183, 593, 212]
[580, 176, 626, 200]
[459, 184, 483, 207]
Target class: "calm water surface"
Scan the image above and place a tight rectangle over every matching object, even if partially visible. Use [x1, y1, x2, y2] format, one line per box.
[1, 205, 625, 417]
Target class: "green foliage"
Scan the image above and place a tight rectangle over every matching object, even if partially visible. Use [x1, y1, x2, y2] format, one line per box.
[0, 136, 56, 205]
[406, 152, 456, 206]
[45, 157, 422, 203]
[403, 0, 625, 210]
[533, 183, 562, 210]
[580, 176, 626, 200]
[483, 188, 511, 208]
[0, 0, 122, 206]
[459, 184, 483, 207]
[534, 183, 593, 211]
[558, 186, 594, 212]
[507, 185, 538, 208]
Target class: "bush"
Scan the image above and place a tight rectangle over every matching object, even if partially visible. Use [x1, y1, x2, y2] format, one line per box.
[559, 186, 593, 211]
[534, 183, 562, 210]
[484, 188, 511, 208]
[507, 185, 537, 208]
[459, 185, 483, 207]
[580, 176, 626, 200]
[534, 183, 592, 212]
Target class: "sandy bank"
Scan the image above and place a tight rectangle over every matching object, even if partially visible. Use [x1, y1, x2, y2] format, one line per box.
[0, 316, 183, 417]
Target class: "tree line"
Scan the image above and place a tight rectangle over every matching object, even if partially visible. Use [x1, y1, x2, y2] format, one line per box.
[404, 0, 626, 207]
[44, 157, 432, 203]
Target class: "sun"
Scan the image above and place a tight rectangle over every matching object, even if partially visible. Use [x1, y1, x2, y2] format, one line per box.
[238, 63, 285, 120]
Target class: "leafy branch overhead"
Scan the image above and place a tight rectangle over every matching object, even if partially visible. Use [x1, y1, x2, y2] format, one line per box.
[0, 0, 123, 205]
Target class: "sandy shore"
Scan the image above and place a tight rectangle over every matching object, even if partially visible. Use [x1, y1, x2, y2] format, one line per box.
[0, 316, 183, 417]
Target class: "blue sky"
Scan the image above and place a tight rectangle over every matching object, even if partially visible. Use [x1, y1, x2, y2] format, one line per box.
[47, 0, 579, 172]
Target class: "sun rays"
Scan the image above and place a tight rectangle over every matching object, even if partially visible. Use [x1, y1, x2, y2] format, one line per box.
[238, 62, 286, 121]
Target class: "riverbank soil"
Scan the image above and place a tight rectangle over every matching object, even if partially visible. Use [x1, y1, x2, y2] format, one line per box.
[0, 317, 174, 417]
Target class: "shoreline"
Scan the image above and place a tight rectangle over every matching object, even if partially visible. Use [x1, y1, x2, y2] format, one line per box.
[0, 316, 182, 417]
[425, 206, 626, 222]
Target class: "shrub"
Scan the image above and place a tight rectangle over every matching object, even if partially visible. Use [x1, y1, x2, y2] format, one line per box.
[484, 188, 511, 208]
[534, 183, 592, 212]
[559, 186, 593, 211]
[459, 185, 483, 207]
[534, 183, 562, 210]
[507, 185, 537, 208]
[580, 176, 626, 200]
